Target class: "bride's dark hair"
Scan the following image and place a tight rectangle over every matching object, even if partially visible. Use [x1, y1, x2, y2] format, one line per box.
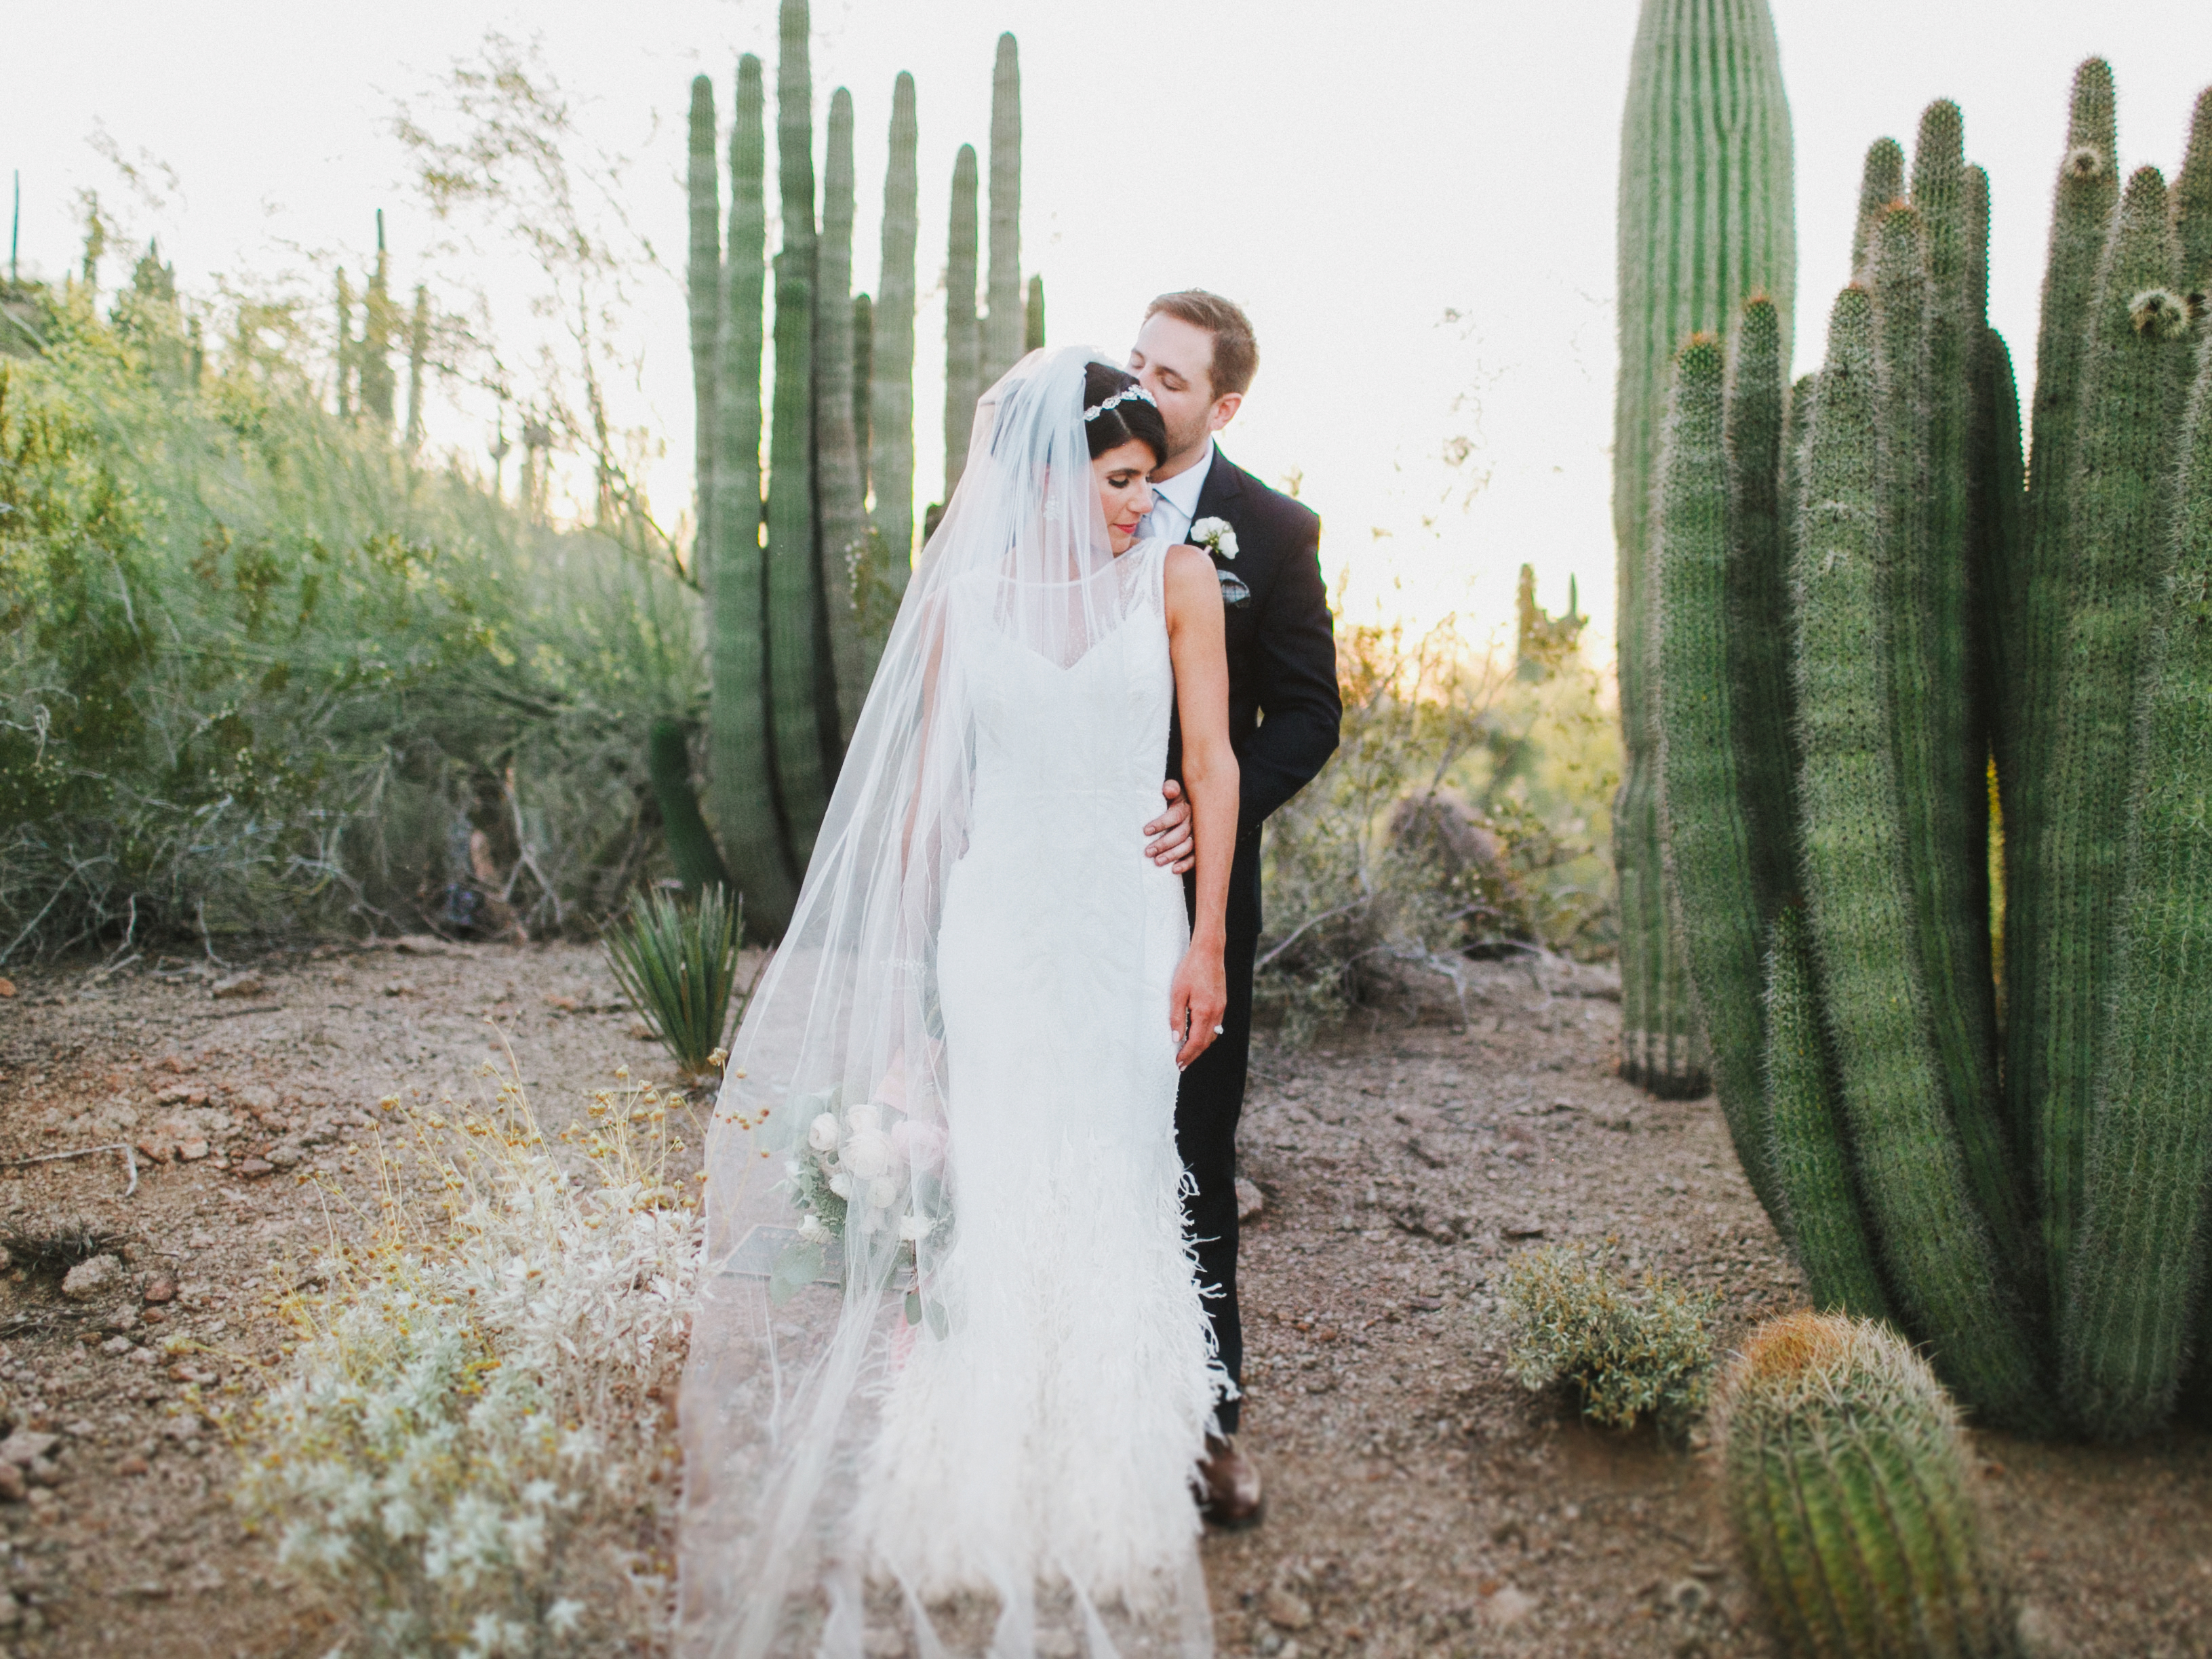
[1083, 362, 1168, 466]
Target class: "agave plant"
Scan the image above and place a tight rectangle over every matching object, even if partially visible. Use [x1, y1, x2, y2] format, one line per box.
[604, 884, 745, 1077]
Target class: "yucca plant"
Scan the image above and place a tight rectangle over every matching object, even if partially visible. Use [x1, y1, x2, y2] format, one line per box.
[603, 884, 744, 1076]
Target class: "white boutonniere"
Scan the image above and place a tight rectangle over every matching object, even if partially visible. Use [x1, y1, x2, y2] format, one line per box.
[1189, 517, 1239, 561]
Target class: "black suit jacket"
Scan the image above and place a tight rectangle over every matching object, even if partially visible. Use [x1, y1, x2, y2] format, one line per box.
[1164, 444, 1341, 839]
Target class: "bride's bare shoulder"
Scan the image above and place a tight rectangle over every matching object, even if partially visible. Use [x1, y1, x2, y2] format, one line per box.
[1162, 542, 1214, 587]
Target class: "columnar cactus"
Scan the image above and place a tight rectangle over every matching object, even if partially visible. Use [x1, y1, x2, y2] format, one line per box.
[765, 0, 829, 862]
[1654, 330, 1783, 1222]
[2066, 332, 2212, 1437]
[1613, 0, 1795, 1099]
[683, 24, 1026, 935]
[869, 72, 919, 593]
[1761, 913, 1889, 1319]
[334, 267, 354, 421]
[1026, 274, 1046, 353]
[1718, 1313, 2016, 1659]
[982, 33, 1023, 390]
[1788, 278, 2044, 1428]
[943, 143, 981, 504]
[359, 211, 396, 433]
[709, 53, 799, 936]
[814, 86, 869, 745]
[688, 75, 722, 590]
[404, 284, 429, 455]
[1651, 63, 2212, 1438]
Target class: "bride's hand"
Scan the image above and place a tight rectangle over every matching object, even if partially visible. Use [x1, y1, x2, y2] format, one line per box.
[1169, 934, 1228, 1070]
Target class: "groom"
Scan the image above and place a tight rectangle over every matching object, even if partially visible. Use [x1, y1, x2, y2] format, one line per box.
[1132, 292, 1341, 1527]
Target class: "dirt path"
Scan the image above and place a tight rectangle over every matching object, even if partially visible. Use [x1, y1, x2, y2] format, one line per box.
[0, 944, 2206, 1656]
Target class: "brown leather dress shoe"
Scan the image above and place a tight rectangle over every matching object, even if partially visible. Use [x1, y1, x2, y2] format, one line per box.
[1196, 1433, 1263, 1529]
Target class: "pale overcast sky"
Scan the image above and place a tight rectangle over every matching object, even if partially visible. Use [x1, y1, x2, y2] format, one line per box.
[9, 2, 2208, 658]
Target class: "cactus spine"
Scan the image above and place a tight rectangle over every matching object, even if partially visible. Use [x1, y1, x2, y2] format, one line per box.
[1762, 912, 1890, 1319]
[982, 33, 1023, 388]
[1850, 138, 1904, 280]
[815, 85, 869, 745]
[1654, 332, 1783, 1222]
[1613, 0, 1795, 1099]
[943, 143, 981, 504]
[1719, 1314, 2016, 1659]
[869, 71, 919, 595]
[2066, 333, 2212, 1436]
[709, 52, 798, 936]
[1789, 283, 2044, 1427]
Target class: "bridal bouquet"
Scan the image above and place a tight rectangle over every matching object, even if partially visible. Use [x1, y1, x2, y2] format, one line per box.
[772, 1068, 951, 1323]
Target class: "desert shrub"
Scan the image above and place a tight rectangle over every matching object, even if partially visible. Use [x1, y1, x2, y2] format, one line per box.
[233, 1060, 702, 1656]
[1257, 578, 1617, 1042]
[1, 282, 700, 960]
[1500, 1242, 1716, 1440]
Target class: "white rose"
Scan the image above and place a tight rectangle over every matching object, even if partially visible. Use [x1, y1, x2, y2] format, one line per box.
[827, 1172, 856, 1199]
[1217, 527, 1239, 559]
[808, 1113, 841, 1153]
[867, 1175, 899, 1210]
[842, 1132, 892, 1180]
[844, 1102, 881, 1136]
[797, 1212, 829, 1241]
[897, 1212, 930, 1243]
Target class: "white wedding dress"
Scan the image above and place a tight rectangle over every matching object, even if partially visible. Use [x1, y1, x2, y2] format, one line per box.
[679, 350, 1217, 1659]
[858, 535, 1221, 1607]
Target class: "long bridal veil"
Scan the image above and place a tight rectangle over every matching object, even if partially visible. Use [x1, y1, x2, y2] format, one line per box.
[677, 346, 1212, 1659]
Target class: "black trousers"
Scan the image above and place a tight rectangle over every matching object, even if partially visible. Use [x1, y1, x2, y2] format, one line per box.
[1178, 828, 1262, 1435]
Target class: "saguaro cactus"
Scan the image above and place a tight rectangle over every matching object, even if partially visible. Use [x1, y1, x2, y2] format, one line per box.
[981, 33, 1023, 389]
[1719, 1314, 2016, 1659]
[869, 72, 919, 593]
[1613, 0, 1796, 1098]
[943, 143, 981, 503]
[404, 285, 430, 455]
[1026, 274, 1046, 353]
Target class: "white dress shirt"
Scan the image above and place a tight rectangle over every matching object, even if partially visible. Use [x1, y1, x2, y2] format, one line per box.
[1139, 437, 1216, 547]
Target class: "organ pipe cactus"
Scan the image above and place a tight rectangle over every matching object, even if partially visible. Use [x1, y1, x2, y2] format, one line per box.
[868, 71, 919, 596]
[815, 85, 869, 745]
[1613, 0, 1795, 1100]
[359, 211, 396, 433]
[1718, 1314, 2017, 1659]
[982, 33, 1023, 389]
[404, 284, 429, 455]
[1651, 63, 2212, 1437]
[943, 143, 981, 504]
[680, 18, 1028, 935]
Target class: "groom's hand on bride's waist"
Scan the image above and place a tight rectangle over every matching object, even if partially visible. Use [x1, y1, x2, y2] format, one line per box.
[1145, 780, 1198, 874]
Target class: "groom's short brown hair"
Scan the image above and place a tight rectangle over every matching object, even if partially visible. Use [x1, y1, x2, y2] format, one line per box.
[1144, 290, 1259, 399]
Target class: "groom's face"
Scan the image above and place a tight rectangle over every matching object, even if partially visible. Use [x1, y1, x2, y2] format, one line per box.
[1129, 314, 1240, 467]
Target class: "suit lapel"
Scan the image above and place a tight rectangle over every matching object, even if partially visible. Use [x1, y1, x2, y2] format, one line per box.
[1190, 443, 1244, 536]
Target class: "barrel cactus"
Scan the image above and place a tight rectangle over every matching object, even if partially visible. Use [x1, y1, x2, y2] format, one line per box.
[1718, 1313, 2017, 1658]
[1651, 62, 2212, 1437]
[1614, 0, 1796, 1100]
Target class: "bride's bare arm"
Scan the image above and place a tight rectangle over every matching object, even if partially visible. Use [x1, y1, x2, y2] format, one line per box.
[1163, 543, 1238, 1068]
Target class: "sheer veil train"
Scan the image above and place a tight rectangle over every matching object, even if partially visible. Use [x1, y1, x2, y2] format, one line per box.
[677, 345, 1217, 1659]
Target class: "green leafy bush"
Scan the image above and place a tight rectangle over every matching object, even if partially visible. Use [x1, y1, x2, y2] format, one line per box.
[1500, 1242, 1716, 1439]
[1, 281, 700, 959]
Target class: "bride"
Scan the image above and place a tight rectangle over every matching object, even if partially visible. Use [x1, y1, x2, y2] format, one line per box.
[679, 347, 1240, 1659]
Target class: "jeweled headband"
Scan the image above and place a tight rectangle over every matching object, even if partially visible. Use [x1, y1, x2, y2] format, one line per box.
[1082, 384, 1157, 422]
